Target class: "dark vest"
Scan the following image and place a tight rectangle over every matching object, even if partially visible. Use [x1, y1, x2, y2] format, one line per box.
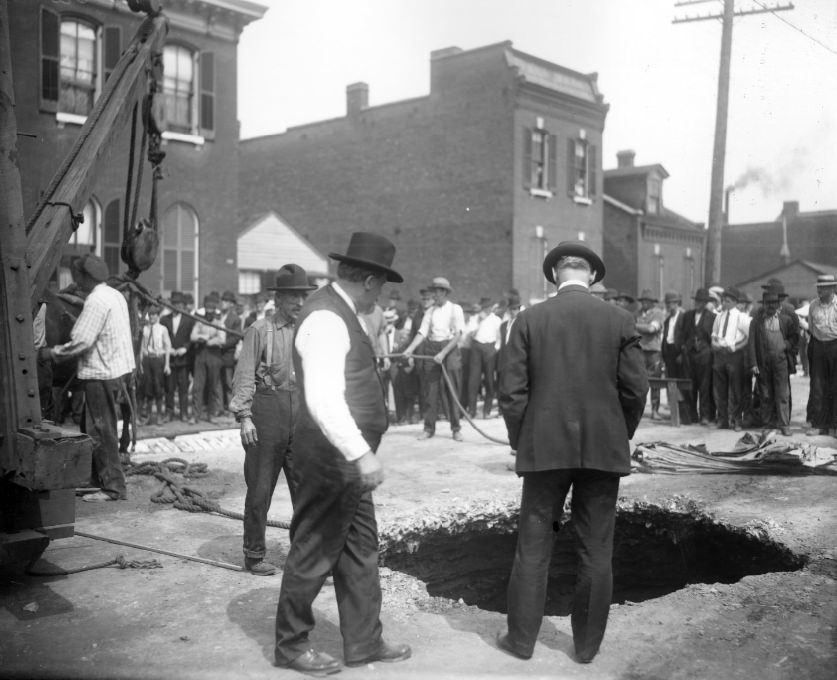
[294, 284, 388, 437]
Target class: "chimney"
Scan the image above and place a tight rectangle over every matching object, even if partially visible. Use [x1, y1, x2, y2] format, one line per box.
[346, 82, 369, 117]
[781, 200, 799, 219]
[616, 150, 636, 169]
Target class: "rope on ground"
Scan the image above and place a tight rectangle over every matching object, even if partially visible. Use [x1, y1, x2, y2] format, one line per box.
[27, 554, 163, 576]
[74, 531, 244, 572]
[126, 457, 291, 529]
[384, 353, 510, 446]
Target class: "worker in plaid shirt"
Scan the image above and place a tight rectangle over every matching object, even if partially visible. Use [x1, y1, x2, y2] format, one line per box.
[49, 254, 135, 502]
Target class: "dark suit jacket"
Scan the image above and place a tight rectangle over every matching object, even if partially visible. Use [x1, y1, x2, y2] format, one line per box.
[680, 307, 716, 358]
[499, 284, 648, 475]
[161, 312, 195, 367]
[221, 311, 242, 366]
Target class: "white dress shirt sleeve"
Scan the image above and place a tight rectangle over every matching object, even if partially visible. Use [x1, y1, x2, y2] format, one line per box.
[295, 309, 372, 462]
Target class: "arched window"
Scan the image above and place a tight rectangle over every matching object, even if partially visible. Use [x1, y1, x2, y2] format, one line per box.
[160, 204, 197, 294]
[59, 19, 98, 116]
[67, 198, 101, 251]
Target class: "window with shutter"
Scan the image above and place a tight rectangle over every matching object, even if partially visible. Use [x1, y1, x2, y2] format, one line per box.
[163, 45, 196, 134]
[547, 134, 557, 192]
[103, 26, 121, 83]
[569, 138, 591, 201]
[40, 7, 60, 111]
[589, 144, 598, 197]
[103, 199, 121, 275]
[199, 52, 215, 137]
[522, 127, 532, 189]
[59, 19, 98, 116]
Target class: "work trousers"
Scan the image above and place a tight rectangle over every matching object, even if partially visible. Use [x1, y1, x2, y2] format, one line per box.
[468, 341, 498, 417]
[141, 356, 166, 402]
[192, 347, 223, 419]
[275, 428, 384, 665]
[686, 348, 714, 422]
[421, 340, 461, 434]
[757, 353, 791, 428]
[713, 348, 747, 427]
[662, 344, 691, 425]
[243, 388, 298, 559]
[165, 363, 190, 418]
[81, 378, 127, 499]
[393, 363, 419, 423]
[809, 337, 837, 429]
[506, 469, 620, 661]
[642, 349, 662, 412]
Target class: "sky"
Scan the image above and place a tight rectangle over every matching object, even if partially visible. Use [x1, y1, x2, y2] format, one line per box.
[237, 0, 837, 226]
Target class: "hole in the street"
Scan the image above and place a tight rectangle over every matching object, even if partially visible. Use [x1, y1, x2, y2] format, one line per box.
[382, 507, 806, 615]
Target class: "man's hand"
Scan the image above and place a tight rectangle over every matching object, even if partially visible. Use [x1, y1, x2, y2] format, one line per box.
[751, 366, 760, 376]
[240, 417, 258, 446]
[355, 450, 384, 492]
[433, 351, 445, 364]
[164, 365, 171, 376]
[175, 347, 187, 357]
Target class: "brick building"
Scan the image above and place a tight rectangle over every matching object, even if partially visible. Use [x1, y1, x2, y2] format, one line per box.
[9, 0, 266, 300]
[239, 41, 609, 305]
[602, 150, 705, 302]
[723, 201, 837, 297]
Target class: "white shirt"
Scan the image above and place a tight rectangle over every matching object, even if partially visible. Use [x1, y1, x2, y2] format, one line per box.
[473, 313, 502, 345]
[418, 300, 465, 342]
[666, 308, 682, 345]
[294, 282, 373, 462]
[711, 307, 750, 351]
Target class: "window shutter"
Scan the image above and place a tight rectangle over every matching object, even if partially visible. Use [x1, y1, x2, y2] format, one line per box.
[547, 134, 557, 192]
[567, 138, 576, 196]
[522, 127, 532, 189]
[40, 7, 60, 112]
[588, 144, 597, 197]
[103, 26, 122, 83]
[199, 51, 215, 136]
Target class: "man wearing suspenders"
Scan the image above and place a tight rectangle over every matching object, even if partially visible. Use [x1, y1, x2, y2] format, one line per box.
[230, 264, 316, 575]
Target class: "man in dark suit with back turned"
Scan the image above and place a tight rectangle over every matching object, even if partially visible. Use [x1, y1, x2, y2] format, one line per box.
[497, 241, 648, 665]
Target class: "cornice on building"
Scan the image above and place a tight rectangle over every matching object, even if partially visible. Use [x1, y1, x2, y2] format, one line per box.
[71, 0, 267, 40]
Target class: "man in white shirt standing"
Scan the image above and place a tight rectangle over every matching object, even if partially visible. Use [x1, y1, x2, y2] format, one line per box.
[403, 276, 466, 441]
[711, 287, 751, 431]
[274, 232, 411, 676]
[467, 298, 502, 419]
[49, 254, 135, 502]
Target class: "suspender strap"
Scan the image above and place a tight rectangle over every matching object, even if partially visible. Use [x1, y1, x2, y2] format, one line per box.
[263, 322, 276, 387]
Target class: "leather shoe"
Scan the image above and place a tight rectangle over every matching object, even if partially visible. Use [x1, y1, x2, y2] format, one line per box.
[417, 431, 434, 440]
[781, 427, 792, 436]
[345, 641, 411, 667]
[244, 558, 277, 576]
[495, 632, 532, 660]
[452, 430, 464, 442]
[575, 648, 599, 664]
[278, 649, 341, 677]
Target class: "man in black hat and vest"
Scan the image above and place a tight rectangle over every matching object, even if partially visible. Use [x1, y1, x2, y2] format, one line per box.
[680, 288, 717, 425]
[161, 291, 195, 422]
[230, 264, 316, 576]
[274, 233, 411, 676]
[497, 241, 648, 665]
[49, 254, 135, 502]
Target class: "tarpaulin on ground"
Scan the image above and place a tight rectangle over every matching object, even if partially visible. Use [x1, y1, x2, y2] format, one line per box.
[632, 431, 837, 475]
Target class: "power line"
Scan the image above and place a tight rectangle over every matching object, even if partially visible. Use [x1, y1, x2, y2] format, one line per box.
[751, 0, 837, 57]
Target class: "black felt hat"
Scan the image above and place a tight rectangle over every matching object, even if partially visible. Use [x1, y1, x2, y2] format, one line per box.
[329, 232, 403, 283]
[267, 264, 317, 292]
[542, 240, 605, 284]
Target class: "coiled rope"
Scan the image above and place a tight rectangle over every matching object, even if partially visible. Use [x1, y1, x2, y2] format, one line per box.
[126, 457, 291, 529]
[27, 554, 163, 576]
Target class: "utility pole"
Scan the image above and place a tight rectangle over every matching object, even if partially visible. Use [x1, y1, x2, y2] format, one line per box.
[674, 0, 794, 285]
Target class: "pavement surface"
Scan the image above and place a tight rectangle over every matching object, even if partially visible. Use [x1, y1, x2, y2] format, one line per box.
[1, 373, 835, 679]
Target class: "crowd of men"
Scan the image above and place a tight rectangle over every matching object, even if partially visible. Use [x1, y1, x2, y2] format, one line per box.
[43, 239, 836, 675]
[592, 276, 837, 438]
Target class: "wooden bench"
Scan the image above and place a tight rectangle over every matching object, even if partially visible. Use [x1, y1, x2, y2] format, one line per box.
[647, 377, 693, 427]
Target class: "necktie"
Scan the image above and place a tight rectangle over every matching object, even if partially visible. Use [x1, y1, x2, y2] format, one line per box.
[721, 311, 729, 337]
